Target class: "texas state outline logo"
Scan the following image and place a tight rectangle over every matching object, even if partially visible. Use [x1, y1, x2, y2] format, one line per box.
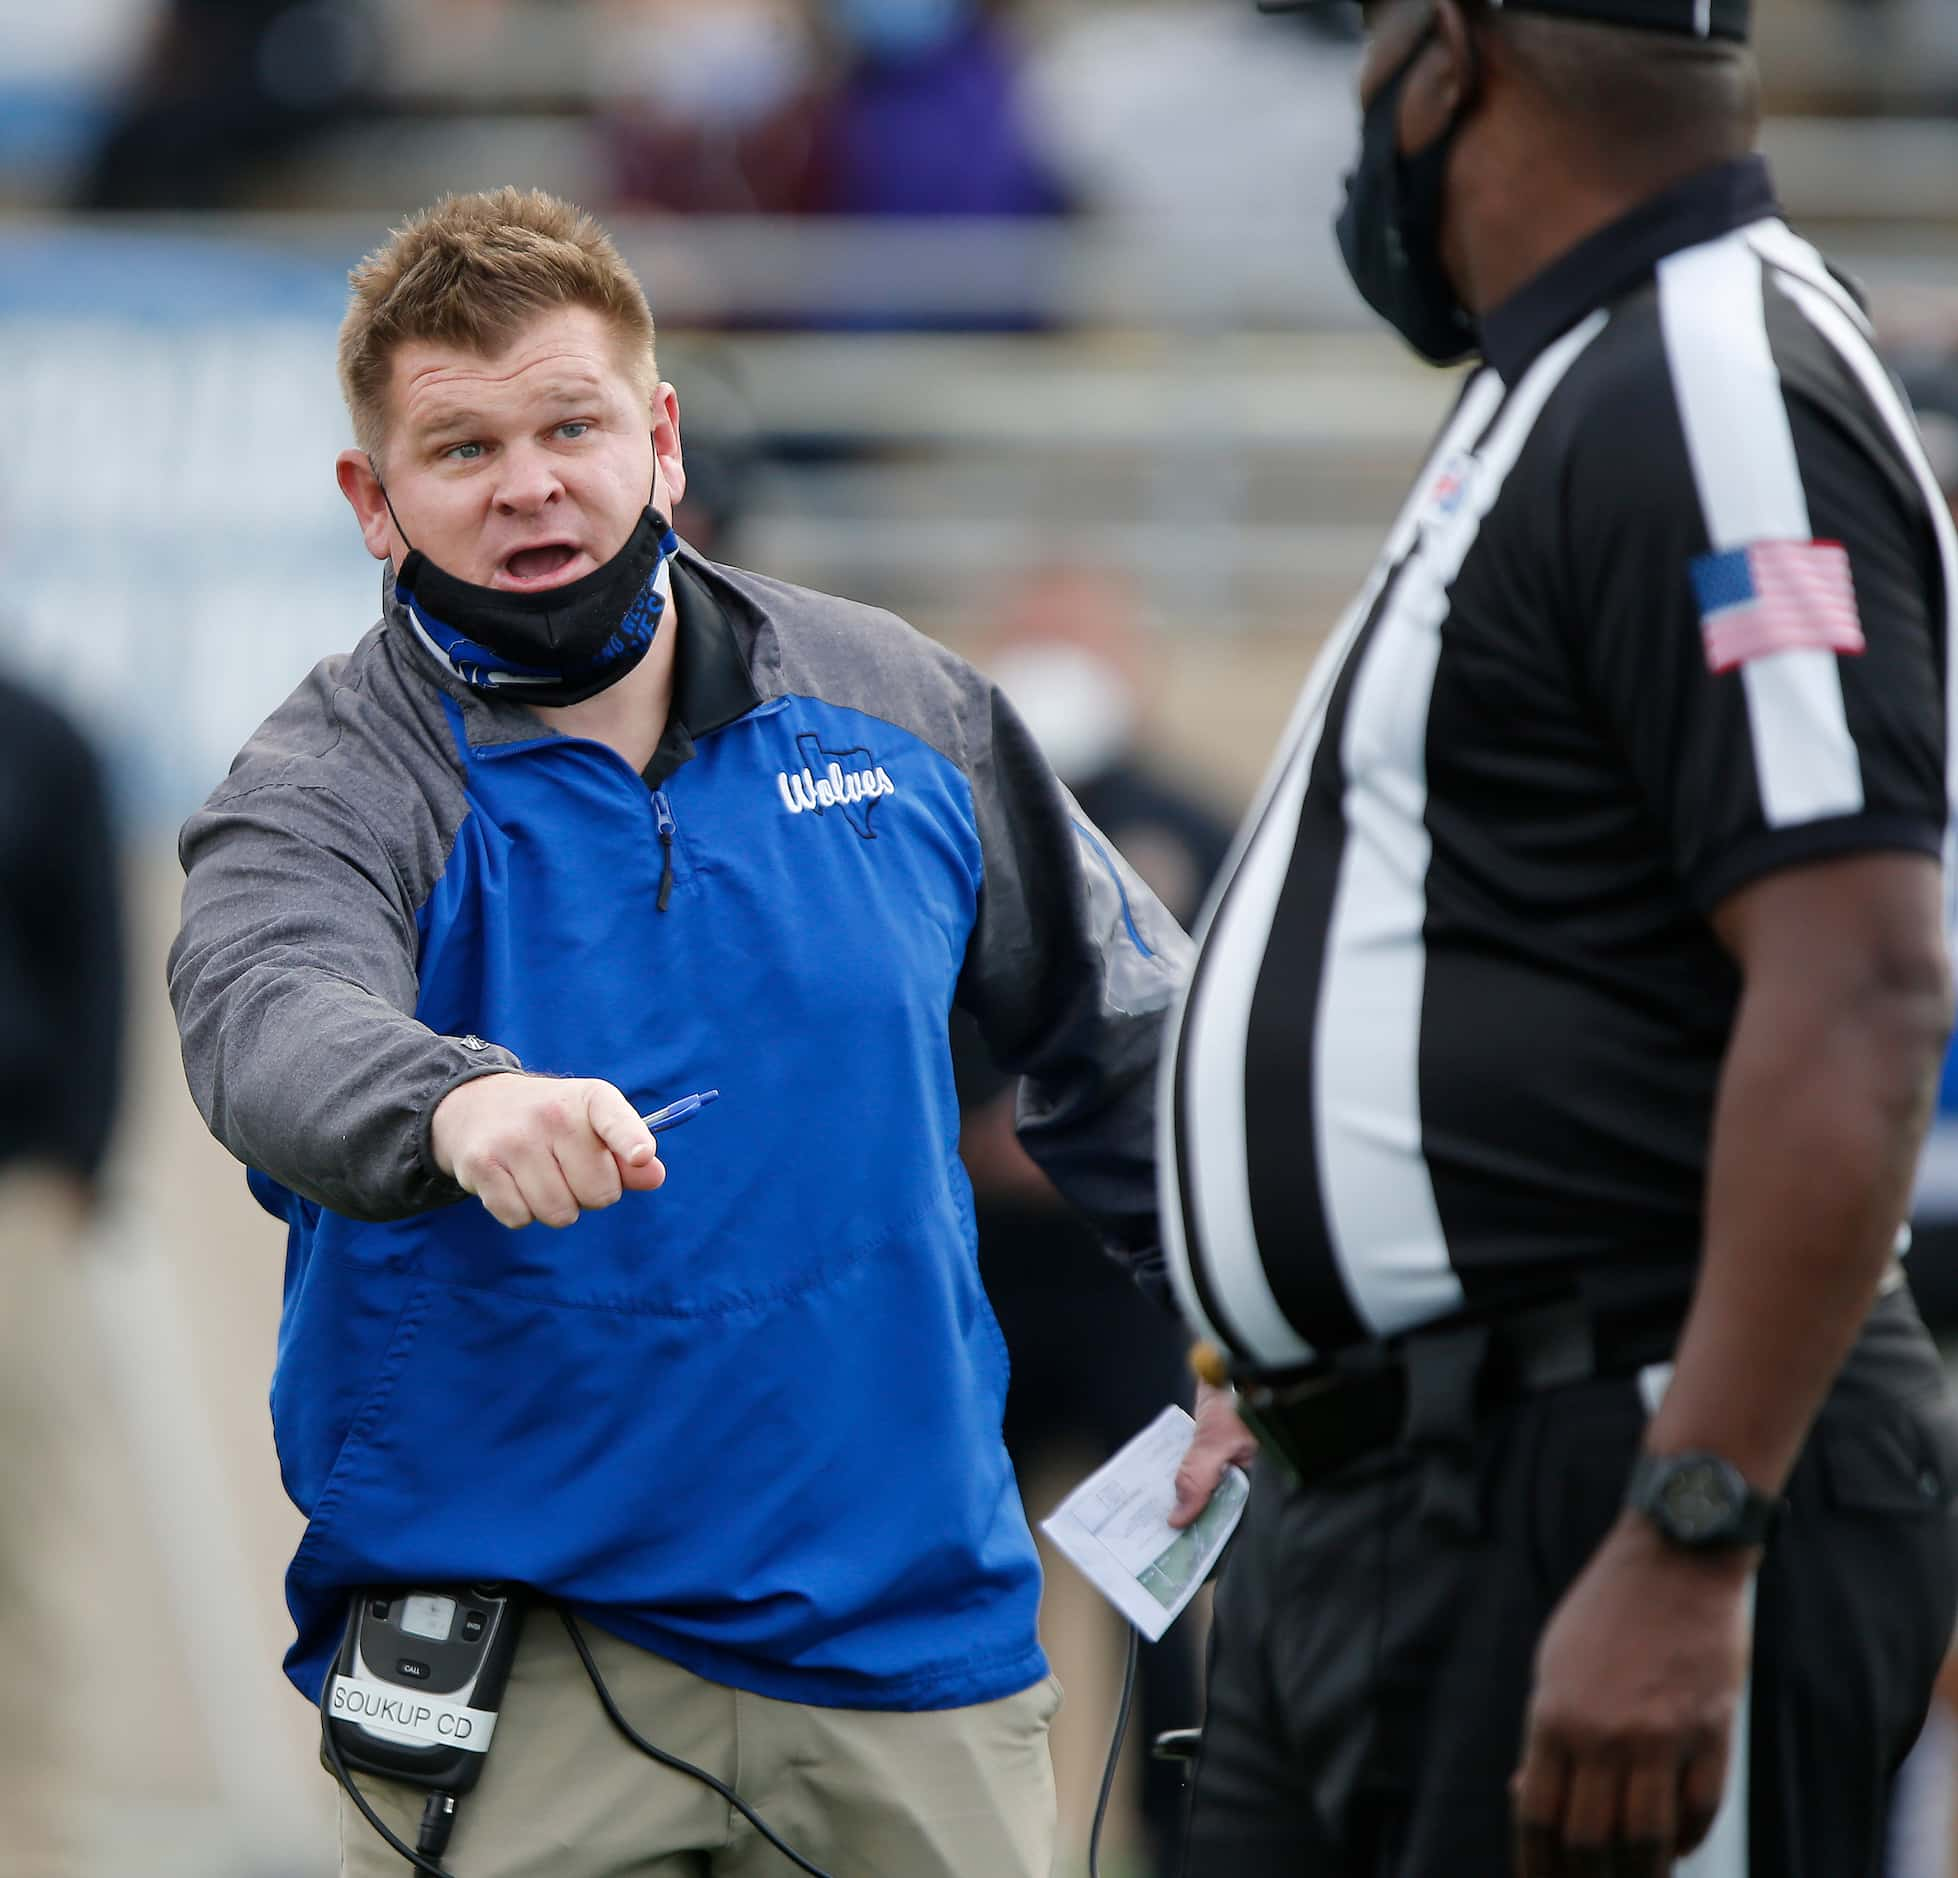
[775, 731, 896, 839]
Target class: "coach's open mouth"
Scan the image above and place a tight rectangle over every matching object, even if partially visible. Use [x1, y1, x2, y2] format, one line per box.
[494, 542, 589, 591]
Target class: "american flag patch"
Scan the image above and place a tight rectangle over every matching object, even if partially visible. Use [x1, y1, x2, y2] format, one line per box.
[1688, 540, 1865, 675]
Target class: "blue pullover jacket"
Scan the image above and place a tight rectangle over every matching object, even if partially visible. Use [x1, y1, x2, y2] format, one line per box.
[169, 551, 1187, 1710]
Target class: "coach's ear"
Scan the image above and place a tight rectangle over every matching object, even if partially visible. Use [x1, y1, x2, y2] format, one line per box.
[652, 382, 686, 514]
[337, 450, 398, 565]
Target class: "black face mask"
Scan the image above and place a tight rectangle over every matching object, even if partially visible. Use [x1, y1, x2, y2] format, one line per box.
[1335, 27, 1478, 367]
[386, 484, 681, 708]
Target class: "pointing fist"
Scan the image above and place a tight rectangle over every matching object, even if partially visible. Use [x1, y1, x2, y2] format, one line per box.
[430, 1073, 667, 1230]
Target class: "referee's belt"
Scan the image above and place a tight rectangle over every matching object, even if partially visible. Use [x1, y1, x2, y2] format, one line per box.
[1230, 1296, 1684, 1495]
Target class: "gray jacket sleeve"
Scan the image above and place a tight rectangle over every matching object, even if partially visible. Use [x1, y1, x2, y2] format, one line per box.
[955, 684, 1192, 1301]
[169, 775, 517, 1222]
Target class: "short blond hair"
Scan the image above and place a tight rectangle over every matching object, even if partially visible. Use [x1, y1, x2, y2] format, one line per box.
[338, 187, 657, 462]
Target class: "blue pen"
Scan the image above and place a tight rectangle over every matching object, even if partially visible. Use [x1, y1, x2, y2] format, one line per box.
[639, 1089, 721, 1133]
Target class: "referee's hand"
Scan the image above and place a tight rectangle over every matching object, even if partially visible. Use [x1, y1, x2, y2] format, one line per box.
[1169, 1380, 1261, 1529]
[1511, 1512, 1752, 1876]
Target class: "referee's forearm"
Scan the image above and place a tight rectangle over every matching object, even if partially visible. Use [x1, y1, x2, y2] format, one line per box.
[1646, 967, 1949, 1493]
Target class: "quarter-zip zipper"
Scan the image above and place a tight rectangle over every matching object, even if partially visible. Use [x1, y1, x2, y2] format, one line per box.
[653, 790, 677, 912]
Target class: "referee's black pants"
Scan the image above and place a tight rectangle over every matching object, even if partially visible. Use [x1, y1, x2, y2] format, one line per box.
[1181, 1286, 1958, 1877]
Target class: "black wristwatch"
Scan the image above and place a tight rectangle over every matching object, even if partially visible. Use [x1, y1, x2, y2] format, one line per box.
[1625, 1451, 1782, 1552]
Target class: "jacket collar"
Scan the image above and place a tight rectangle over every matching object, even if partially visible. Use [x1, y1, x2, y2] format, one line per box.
[636, 553, 765, 787]
[665, 552, 763, 743]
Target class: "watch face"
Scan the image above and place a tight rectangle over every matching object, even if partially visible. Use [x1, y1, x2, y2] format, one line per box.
[1657, 1458, 1744, 1542]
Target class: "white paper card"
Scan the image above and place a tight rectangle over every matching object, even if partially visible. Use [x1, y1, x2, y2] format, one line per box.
[1040, 1405, 1250, 1642]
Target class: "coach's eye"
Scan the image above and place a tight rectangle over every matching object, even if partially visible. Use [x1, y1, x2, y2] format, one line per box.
[556, 422, 591, 441]
[443, 441, 484, 462]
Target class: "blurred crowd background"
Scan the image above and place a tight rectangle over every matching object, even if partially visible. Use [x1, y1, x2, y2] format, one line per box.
[3, 1, 1957, 1874]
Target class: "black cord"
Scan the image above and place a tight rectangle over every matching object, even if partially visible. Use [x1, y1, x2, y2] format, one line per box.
[317, 1657, 453, 1877]
[1088, 1626, 1141, 1878]
[558, 1608, 835, 1878]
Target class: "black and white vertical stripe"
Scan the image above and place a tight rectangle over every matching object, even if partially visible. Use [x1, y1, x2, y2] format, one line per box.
[1164, 322, 1604, 1367]
[1161, 369, 1506, 1364]
[1164, 220, 1957, 1372]
[1736, 219, 1958, 928]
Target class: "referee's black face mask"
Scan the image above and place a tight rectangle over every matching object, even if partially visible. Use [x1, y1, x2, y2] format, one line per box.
[1336, 22, 1478, 366]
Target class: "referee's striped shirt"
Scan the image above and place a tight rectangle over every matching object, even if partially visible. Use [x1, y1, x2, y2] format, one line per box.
[1162, 157, 1958, 1373]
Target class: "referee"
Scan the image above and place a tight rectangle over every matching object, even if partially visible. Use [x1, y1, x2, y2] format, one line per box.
[1164, 2, 1958, 1873]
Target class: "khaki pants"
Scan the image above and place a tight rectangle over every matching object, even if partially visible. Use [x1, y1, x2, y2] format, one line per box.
[335, 1607, 1061, 1878]
[0, 1169, 98, 1878]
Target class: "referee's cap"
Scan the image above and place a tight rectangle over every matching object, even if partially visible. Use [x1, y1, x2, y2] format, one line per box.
[1255, 0, 1751, 42]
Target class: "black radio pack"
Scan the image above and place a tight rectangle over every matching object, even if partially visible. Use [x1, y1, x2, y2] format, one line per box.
[326, 1585, 526, 1796]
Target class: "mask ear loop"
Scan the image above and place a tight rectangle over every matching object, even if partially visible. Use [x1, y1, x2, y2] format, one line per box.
[372, 449, 670, 563]
[1455, 4, 1485, 116]
[367, 455, 418, 554]
[1399, 5, 1485, 156]
[1431, 2, 1485, 126]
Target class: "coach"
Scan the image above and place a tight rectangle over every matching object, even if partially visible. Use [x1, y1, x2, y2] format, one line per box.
[1164, 1, 1958, 1872]
[170, 188, 1187, 1877]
